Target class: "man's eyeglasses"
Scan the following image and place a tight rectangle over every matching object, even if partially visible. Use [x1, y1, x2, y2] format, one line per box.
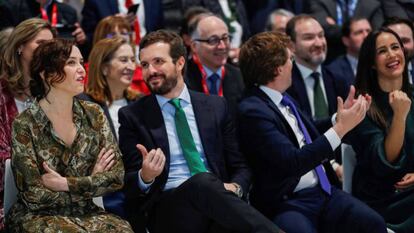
[194, 35, 232, 46]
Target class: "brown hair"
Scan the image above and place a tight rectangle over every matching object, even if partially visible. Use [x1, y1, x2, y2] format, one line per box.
[285, 14, 317, 42]
[1, 18, 55, 96]
[139, 29, 187, 74]
[239, 31, 291, 88]
[87, 37, 140, 105]
[93, 15, 132, 45]
[355, 28, 412, 128]
[30, 38, 74, 99]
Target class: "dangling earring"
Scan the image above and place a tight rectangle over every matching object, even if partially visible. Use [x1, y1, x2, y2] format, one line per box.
[17, 49, 22, 55]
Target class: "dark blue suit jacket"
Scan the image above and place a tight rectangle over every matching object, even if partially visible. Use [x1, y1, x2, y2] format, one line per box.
[287, 63, 348, 133]
[81, 0, 162, 56]
[326, 55, 355, 87]
[118, 90, 251, 215]
[238, 87, 336, 218]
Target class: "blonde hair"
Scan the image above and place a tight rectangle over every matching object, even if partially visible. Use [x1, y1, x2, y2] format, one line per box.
[87, 37, 140, 105]
[1, 18, 55, 95]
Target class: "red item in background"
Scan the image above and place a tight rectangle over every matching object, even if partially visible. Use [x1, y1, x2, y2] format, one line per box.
[83, 63, 149, 95]
[130, 66, 150, 95]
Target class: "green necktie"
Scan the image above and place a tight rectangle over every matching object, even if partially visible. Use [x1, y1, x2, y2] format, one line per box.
[169, 98, 207, 175]
[311, 72, 329, 119]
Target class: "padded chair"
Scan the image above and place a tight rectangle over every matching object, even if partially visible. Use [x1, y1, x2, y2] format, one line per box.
[341, 143, 357, 193]
[4, 159, 104, 216]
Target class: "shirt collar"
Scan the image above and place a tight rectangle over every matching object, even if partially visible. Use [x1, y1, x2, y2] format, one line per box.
[296, 62, 322, 81]
[259, 85, 283, 106]
[30, 98, 84, 131]
[203, 65, 222, 79]
[155, 84, 191, 110]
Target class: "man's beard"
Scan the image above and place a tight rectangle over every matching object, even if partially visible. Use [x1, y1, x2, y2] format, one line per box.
[147, 72, 178, 95]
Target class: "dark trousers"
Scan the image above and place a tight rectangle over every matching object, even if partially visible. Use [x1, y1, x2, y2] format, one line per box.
[147, 172, 281, 233]
[272, 187, 387, 233]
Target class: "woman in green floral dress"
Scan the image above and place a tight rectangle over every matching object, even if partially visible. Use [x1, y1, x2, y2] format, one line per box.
[7, 38, 133, 232]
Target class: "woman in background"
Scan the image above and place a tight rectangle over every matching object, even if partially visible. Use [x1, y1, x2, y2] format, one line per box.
[91, 15, 149, 95]
[350, 28, 414, 232]
[81, 37, 140, 218]
[0, 18, 54, 229]
[7, 38, 133, 232]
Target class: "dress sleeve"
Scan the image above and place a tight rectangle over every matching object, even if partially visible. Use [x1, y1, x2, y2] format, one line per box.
[349, 116, 407, 178]
[66, 108, 124, 198]
[11, 118, 73, 211]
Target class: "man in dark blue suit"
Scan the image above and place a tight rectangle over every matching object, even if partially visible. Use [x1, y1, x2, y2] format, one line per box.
[286, 15, 348, 133]
[238, 30, 387, 233]
[327, 17, 372, 86]
[118, 30, 280, 233]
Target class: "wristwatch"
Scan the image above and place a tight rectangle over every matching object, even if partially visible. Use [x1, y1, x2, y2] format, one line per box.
[233, 183, 243, 198]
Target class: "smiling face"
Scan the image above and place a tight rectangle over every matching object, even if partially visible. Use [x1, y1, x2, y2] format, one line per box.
[140, 42, 185, 95]
[52, 46, 86, 96]
[191, 16, 230, 71]
[104, 43, 136, 90]
[375, 32, 405, 82]
[291, 18, 326, 69]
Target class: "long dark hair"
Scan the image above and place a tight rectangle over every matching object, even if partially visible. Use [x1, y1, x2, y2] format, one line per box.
[355, 27, 412, 128]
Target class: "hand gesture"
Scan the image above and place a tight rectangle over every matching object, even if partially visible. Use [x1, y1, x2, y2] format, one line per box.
[334, 95, 368, 138]
[92, 148, 116, 175]
[41, 162, 68, 192]
[72, 23, 86, 45]
[343, 85, 372, 109]
[395, 173, 414, 190]
[137, 144, 165, 183]
[389, 90, 411, 120]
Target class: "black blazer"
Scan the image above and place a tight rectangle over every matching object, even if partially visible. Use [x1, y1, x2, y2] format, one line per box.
[118, 90, 251, 215]
[382, 0, 414, 21]
[310, 0, 384, 30]
[182, 0, 251, 41]
[238, 87, 337, 218]
[185, 58, 245, 118]
[287, 63, 348, 133]
[326, 55, 355, 87]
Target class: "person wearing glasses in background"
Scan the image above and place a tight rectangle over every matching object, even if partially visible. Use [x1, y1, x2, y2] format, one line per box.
[185, 14, 244, 118]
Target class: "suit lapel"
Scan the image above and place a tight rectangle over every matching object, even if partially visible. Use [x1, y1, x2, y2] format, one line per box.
[321, 68, 337, 114]
[142, 95, 171, 170]
[253, 88, 300, 147]
[291, 64, 312, 116]
[189, 91, 220, 173]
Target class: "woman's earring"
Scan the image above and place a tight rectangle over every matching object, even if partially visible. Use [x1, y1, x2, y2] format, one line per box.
[17, 49, 22, 55]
